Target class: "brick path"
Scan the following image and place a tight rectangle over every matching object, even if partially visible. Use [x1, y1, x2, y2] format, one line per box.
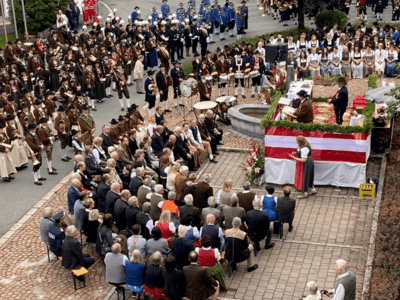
[0, 152, 380, 300]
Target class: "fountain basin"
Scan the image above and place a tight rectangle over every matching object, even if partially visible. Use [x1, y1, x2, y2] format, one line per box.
[228, 104, 271, 139]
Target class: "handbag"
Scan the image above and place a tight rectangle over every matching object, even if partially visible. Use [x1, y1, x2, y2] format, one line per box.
[99, 231, 111, 254]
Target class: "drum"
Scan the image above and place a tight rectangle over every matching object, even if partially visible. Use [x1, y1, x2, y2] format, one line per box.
[249, 71, 260, 78]
[219, 75, 229, 82]
[193, 101, 218, 119]
[234, 73, 244, 79]
[180, 78, 198, 97]
[244, 68, 251, 73]
[216, 96, 237, 114]
[211, 71, 218, 76]
[206, 75, 213, 81]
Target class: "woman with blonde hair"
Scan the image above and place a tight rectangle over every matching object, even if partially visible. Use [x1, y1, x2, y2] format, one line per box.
[92, 136, 107, 165]
[156, 210, 176, 245]
[125, 249, 146, 297]
[216, 178, 236, 206]
[289, 136, 317, 199]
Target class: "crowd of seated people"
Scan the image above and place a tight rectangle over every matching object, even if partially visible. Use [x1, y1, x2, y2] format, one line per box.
[39, 176, 299, 298]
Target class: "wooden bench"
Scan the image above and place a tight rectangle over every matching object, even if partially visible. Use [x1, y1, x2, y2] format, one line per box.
[72, 267, 88, 291]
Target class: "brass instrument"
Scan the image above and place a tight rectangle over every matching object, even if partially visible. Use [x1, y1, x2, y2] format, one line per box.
[148, 83, 158, 95]
[111, 67, 126, 86]
[22, 141, 41, 166]
[59, 119, 67, 135]
[0, 142, 13, 150]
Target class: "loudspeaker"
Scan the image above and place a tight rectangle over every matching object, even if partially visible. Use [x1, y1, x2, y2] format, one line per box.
[265, 43, 288, 64]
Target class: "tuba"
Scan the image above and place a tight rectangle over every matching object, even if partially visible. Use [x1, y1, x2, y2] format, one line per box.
[22, 141, 41, 166]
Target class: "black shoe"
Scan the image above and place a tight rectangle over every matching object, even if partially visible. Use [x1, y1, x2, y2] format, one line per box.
[251, 94, 255, 98]
[247, 264, 258, 272]
[3, 177, 11, 182]
[242, 94, 246, 99]
[97, 99, 103, 103]
[179, 103, 185, 107]
[265, 243, 275, 250]
[234, 94, 238, 97]
[38, 177, 47, 181]
[192, 166, 199, 171]
[121, 107, 125, 111]
[61, 157, 69, 162]
[137, 92, 145, 94]
[289, 224, 293, 232]
[66, 156, 71, 160]
[209, 157, 218, 163]
[51, 167, 57, 171]
[165, 109, 172, 113]
[229, 35, 235, 38]
[92, 107, 97, 111]
[231, 263, 237, 271]
[48, 170, 58, 175]
[34, 181, 43, 186]
[283, 23, 288, 26]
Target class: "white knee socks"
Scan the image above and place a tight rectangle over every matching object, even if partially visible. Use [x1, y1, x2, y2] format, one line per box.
[119, 99, 124, 108]
[126, 98, 131, 107]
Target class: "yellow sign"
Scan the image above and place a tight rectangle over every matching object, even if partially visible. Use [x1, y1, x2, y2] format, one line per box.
[359, 183, 376, 198]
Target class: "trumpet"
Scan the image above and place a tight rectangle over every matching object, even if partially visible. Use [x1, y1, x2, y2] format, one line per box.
[59, 120, 67, 135]
[22, 141, 41, 166]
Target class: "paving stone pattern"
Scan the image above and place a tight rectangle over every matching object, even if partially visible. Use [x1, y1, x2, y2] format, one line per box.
[0, 153, 380, 300]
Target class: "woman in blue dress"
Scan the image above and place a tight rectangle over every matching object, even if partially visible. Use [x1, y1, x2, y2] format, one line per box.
[146, 36, 158, 69]
[262, 186, 278, 222]
[320, 48, 331, 77]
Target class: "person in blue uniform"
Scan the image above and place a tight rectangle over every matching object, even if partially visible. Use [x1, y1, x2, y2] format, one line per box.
[131, 6, 140, 22]
[170, 60, 186, 107]
[328, 77, 348, 125]
[218, 8, 228, 41]
[145, 70, 157, 115]
[161, 0, 171, 20]
[240, 0, 248, 33]
[226, 1, 236, 37]
[212, 2, 221, 35]
[48, 210, 66, 257]
[235, 8, 244, 40]
[151, 7, 159, 22]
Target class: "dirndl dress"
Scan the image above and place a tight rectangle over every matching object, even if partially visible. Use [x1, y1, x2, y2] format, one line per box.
[147, 49, 158, 68]
[351, 52, 364, 79]
[330, 53, 342, 76]
[294, 147, 314, 194]
[375, 50, 386, 73]
[320, 58, 331, 76]
[341, 52, 351, 75]
[385, 51, 398, 76]
[364, 51, 375, 75]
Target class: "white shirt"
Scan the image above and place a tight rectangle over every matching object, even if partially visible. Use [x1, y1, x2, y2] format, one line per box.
[331, 272, 350, 300]
[155, 220, 176, 233]
[299, 147, 310, 158]
[195, 246, 221, 260]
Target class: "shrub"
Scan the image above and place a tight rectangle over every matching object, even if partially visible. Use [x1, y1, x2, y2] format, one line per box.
[368, 73, 378, 89]
[315, 10, 347, 30]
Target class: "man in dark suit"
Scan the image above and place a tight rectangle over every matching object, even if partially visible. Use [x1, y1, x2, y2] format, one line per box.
[96, 174, 111, 213]
[276, 186, 296, 232]
[237, 181, 256, 213]
[129, 167, 144, 196]
[179, 195, 201, 229]
[84, 145, 103, 176]
[136, 202, 152, 239]
[62, 225, 95, 270]
[67, 179, 86, 215]
[128, 130, 138, 156]
[155, 64, 171, 112]
[151, 125, 165, 157]
[201, 196, 223, 226]
[183, 251, 219, 300]
[173, 126, 195, 170]
[328, 77, 348, 125]
[204, 110, 223, 145]
[171, 227, 195, 270]
[170, 60, 185, 107]
[100, 125, 113, 153]
[197, 73, 212, 101]
[246, 197, 274, 255]
[293, 90, 314, 123]
[105, 182, 121, 215]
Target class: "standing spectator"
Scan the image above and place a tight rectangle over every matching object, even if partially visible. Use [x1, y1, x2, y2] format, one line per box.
[136, 202, 153, 240]
[105, 182, 121, 215]
[39, 207, 55, 245]
[125, 250, 146, 296]
[125, 196, 140, 236]
[237, 181, 256, 213]
[96, 213, 115, 255]
[276, 186, 296, 232]
[62, 225, 95, 270]
[114, 189, 131, 231]
[84, 209, 100, 245]
[162, 256, 186, 300]
[145, 227, 170, 258]
[328, 259, 356, 300]
[183, 251, 220, 300]
[133, 55, 145, 94]
[127, 224, 147, 258]
[104, 243, 128, 289]
[96, 174, 111, 213]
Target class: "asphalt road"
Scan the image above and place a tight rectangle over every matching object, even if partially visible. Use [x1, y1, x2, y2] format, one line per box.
[0, 2, 393, 236]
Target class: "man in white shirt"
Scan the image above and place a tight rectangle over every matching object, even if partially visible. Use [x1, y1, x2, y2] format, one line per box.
[328, 259, 356, 300]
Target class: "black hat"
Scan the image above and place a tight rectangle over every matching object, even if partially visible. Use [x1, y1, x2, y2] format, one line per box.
[205, 50, 212, 54]
[254, 50, 260, 54]
[39, 117, 48, 124]
[147, 70, 154, 76]
[34, 99, 42, 105]
[193, 52, 200, 57]
[69, 104, 76, 109]
[21, 103, 29, 109]
[57, 105, 66, 112]
[297, 90, 309, 97]
[81, 105, 89, 110]
[6, 114, 14, 121]
[338, 77, 346, 84]
[159, 63, 165, 68]
[71, 129, 79, 136]
[76, 91, 83, 96]
[118, 115, 124, 121]
[45, 90, 55, 95]
[173, 60, 180, 65]
[38, 75, 46, 80]
[129, 103, 139, 110]
[7, 95, 14, 101]
[216, 47, 221, 51]
[21, 88, 30, 94]
[27, 123, 37, 130]
[0, 103, 4, 108]
[110, 118, 118, 124]
[125, 113, 131, 119]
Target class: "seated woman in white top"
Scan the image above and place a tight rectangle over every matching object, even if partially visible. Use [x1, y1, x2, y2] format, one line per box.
[328, 46, 342, 76]
[307, 47, 321, 78]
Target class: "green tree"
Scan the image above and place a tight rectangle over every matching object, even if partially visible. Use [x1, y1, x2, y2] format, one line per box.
[10, 0, 70, 35]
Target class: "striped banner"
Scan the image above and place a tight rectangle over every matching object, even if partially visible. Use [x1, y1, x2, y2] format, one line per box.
[264, 127, 369, 164]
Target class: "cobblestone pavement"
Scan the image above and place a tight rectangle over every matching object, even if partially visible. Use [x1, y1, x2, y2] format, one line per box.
[0, 150, 380, 300]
